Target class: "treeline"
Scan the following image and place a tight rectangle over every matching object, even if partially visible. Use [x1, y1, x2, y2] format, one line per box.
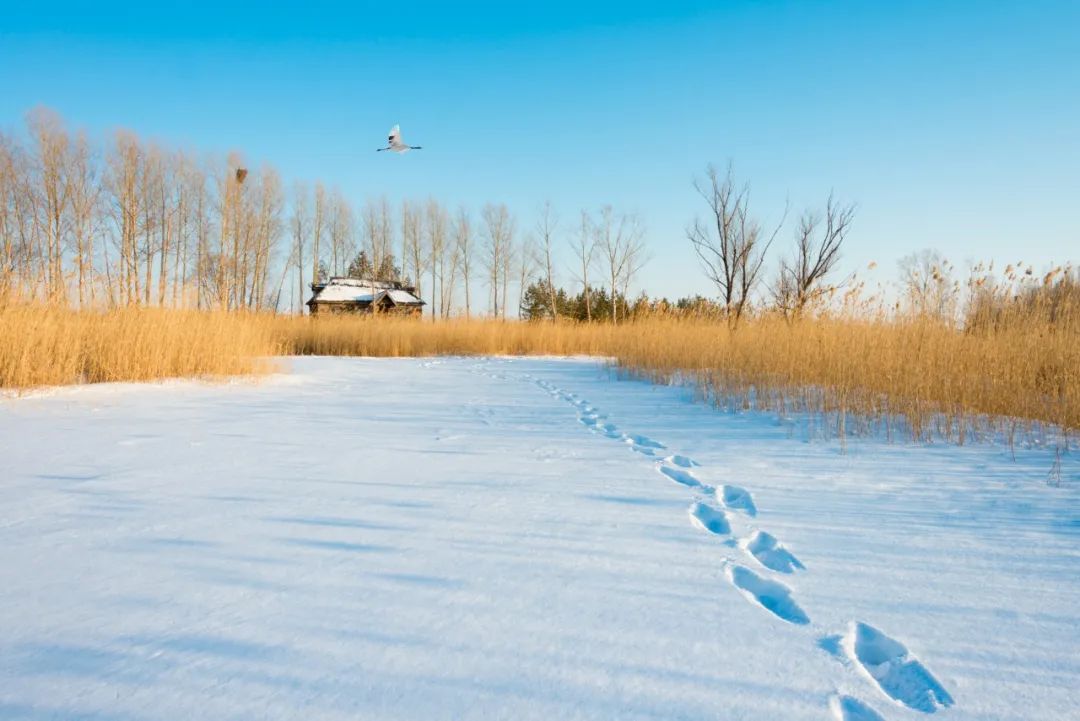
[1, 108, 286, 310]
[0, 107, 648, 319]
[680, 163, 1078, 332]
[3, 107, 1075, 331]
[520, 280, 729, 322]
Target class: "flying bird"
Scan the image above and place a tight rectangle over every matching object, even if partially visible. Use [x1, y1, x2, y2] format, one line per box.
[377, 125, 422, 153]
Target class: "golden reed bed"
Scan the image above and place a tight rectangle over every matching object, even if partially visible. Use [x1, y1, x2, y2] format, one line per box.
[3, 305, 1075, 444]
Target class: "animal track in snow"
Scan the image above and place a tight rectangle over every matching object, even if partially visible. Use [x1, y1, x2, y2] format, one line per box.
[829, 695, 886, 721]
[719, 484, 757, 517]
[741, 531, 804, 574]
[844, 622, 954, 713]
[725, 564, 810, 625]
[658, 465, 705, 489]
[663, 454, 699, 468]
[688, 502, 730, 535]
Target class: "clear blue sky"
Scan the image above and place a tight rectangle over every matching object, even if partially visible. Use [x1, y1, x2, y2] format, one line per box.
[1, 1, 1077, 301]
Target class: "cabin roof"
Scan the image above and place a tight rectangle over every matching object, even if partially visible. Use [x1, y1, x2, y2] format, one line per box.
[307, 277, 424, 306]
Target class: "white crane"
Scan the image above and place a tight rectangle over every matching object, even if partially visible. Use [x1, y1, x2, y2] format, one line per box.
[377, 125, 422, 153]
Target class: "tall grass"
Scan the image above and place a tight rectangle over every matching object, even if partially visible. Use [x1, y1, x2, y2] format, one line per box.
[275, 314, 1077, 442]
[0, 305, 281, 390]
[2, 303, 1076, 446]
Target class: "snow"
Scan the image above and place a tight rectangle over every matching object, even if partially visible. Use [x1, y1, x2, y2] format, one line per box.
[385, 289, 423, 305]
[311, 285, 376, 302]
[309, 278, 423, 305]
[1, 356, 1078, 720]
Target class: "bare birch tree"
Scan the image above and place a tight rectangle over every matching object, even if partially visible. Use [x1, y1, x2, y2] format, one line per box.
[425, 198, 448, 321]
[67, 131, 100, 307]
[569, 210, 596, 321]
[402, 200, 424, 297]
[481, 203, 514, 318]
[27, 107, 71, 302]
[454, 206, 474, 319]
[517, 232, 539, 318]
[536, 201, 559, 318]
[311, 182, 326, 286]
[363, 196, 394, 282]
[291, 182, 310, 312]
[595, 205, 647, 324]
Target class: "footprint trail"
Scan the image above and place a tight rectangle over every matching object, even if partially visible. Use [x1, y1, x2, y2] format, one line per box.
[524, 368, 953, 715]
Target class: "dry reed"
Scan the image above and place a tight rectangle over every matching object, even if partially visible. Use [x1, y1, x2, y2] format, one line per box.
[0, 305, 281, 390]
[2, 305, 1076, 446]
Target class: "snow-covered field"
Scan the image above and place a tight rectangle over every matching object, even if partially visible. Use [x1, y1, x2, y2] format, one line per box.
[1, 356, 1077, 721]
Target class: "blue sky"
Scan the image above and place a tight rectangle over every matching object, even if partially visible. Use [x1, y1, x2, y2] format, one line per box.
[1, 1, 1078, 301]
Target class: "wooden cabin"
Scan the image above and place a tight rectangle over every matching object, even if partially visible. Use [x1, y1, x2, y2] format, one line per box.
[306, 277, 425, 317]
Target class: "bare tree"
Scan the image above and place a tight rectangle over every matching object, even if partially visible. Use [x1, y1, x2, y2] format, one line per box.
[291, 183, 310, 312]
[595, 205, 647, 324]
[402, 200, 424, 298]
[424, 199, 446, 320]
[67, 130, 101, 307]
[251, 166, 284, 309]
[106, 130, 144, 306]
[363, 196, 394, 282]
[772, 195, 856, 318]
[569, 210, 596, 321]
[154, 148, 176, 307]
[27, 107, 72, 302]
[454, 206, 474, 319]
[481, 203, 514, 318]
[189, 156, 210, 309]
[536, 201, 559, 318]
[687, 163, 784, 326]
[424, 200, 457, 319]
[327, 189, 355, 278]
[517, 232, 539, 318]
[171, 151, 197, 307]
[311, 182, 326, 286]
[0, 131, 33, 300]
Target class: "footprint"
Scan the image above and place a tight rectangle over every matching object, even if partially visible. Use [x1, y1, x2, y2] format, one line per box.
[625, 434, 665, 450]
[663, 454, 700, 468]
[578, 415, 602, 427]
[688, 502, 730, 535]
[844, 622, 954, 713]
[658, 465, 704, 489]
[741, 531, 805, 574]
[630, 445, 657, 456]
[725, 564, 810, 625]
[829, 695, 886, 721]
[719, 485, 757, 517]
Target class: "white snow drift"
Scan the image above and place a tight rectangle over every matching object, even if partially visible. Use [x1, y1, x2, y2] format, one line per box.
[1, 356, 1077, 721]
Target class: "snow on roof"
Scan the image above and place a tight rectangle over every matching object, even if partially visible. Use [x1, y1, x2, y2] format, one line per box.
[311, 284, 377, 303]
[309, 278, 424, 305]
[327, 277, 400, 289]
[384, 289, 424, 305]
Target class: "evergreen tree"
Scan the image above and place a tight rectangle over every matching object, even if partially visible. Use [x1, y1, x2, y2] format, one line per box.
[346, 250, 374, 279]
